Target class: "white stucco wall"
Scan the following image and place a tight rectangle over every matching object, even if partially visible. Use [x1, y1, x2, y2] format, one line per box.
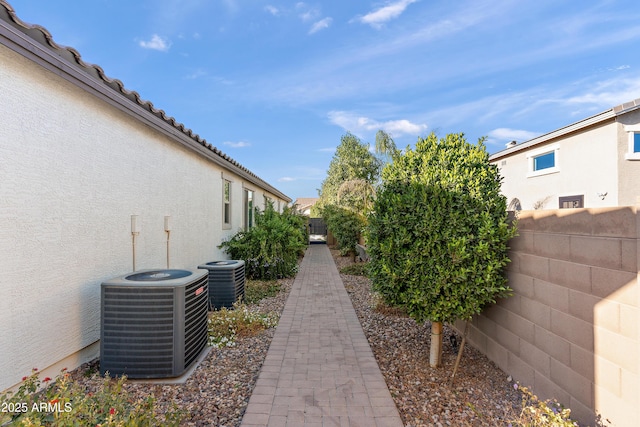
[0, 43, 285, 390]
[493, 122, 619, 210]
[616, 110, 640, 206]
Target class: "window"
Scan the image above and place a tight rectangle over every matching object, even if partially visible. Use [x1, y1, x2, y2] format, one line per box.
[244, 189, 254, 229]
[559, 195, 584, 209]
[264, 195, 273, 209]
[624, 127, 640, 160]
[533, 152, 555, 171]
[222, 180, 231, 229]
[527, 144, 560, 177]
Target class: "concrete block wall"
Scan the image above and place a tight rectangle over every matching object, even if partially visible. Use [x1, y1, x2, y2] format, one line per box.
[456, 207, 639, 427]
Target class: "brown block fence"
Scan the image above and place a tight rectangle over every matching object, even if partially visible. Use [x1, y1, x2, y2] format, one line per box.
[455, 207, 639, 426]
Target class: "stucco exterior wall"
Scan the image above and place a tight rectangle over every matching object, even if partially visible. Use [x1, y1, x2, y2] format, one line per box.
[0, 43, 286, 390]
[494, 122, 619, 210]
[616, 109, 640, 206]
[456, 208, 639, 427]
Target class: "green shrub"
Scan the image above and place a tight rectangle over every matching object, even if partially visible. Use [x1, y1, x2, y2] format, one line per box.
[244, 279, 282, 304]
[322, 205, 365, 256]
[208, 303, 278, 348]
[339, 263, 369, 276]
[219, 202, 307, 280]
[510, 384, 578, 426]
[0, 368, 182, 426]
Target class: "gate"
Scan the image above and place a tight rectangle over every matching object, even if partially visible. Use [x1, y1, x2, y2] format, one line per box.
[308, 218, 327, 244]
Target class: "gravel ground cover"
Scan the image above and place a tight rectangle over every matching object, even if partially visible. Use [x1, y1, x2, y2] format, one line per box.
[332, 249, 523, 427]
[68, 276, 294, 427]
[66, 247, 523, 426]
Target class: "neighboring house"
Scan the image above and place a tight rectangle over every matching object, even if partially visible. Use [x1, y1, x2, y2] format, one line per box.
[0, 1, 289, 392]
[292, 197, 319, 216]
[490, 98, 640, 210]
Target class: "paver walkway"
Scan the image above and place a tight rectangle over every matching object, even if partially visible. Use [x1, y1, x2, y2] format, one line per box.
[241, 244, 404, 427]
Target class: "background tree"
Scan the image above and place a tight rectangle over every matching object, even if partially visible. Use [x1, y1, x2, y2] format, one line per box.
[337, 179, 376, 215]
[374, 129, 399, 163]
[366, 132, 516, 367]
[317, 132, 381, 213]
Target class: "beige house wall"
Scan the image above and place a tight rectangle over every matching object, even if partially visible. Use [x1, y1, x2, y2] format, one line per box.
[0, 40, 287, 391]
[456, 207, 639, 426]
[494, 121, 619, 210]
[616, 109, 640, 206]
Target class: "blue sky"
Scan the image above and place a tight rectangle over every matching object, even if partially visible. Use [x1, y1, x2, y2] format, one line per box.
[8, 0, 640, 201]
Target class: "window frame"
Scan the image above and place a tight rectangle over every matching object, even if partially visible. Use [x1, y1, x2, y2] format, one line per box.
[222, 179, 232, 229]
[527, 144, 560, 178]
[624, 126, 640, 160]
[243, 188, 254, 230]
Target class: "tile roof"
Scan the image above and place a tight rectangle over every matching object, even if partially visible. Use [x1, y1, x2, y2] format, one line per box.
[293, 197, 319, 210]
[0, 0, 290, 202]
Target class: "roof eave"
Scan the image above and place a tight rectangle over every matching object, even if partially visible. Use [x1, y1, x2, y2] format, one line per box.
[489, 97, 640, 162]
[489, 108, 616, 162]
[0, 1, 291, 202]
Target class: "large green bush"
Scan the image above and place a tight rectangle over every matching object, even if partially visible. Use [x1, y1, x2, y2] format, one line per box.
[219, 203, 307, 280]
[367, 132, 515, 364]
[322, 204, 365, 256]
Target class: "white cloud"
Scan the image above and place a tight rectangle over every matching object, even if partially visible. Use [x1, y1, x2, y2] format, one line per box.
[222, 0, 238, 13]
[223, 141, 251, 148]
[309, 17, 333, 34]
[278, 177, 296, 182]
[296, 2, 319, 22]
[382, 119, 428, 135]
[328, 111, 427, 136]
[264, 5, 279, 16]
[139, 34, 171, 51]
[317, 147, 336, 152]
[488, 128, 538, 143]
[357, 0, 418, 29]
[532, 76, 640, 123]
[564, 77, 640, 108]
[185, 69, 207, 80]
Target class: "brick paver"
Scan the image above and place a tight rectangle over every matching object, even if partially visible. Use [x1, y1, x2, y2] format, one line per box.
[241, 244, 403, 427]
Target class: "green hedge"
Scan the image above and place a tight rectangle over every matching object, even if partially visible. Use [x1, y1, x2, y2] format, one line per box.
[219, 203, 307, 280]
[322, 204, 365, 256]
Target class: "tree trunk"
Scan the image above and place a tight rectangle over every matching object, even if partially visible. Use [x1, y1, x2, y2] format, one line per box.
[450, 320, 470, 386]
[430, 321, 443, 367]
